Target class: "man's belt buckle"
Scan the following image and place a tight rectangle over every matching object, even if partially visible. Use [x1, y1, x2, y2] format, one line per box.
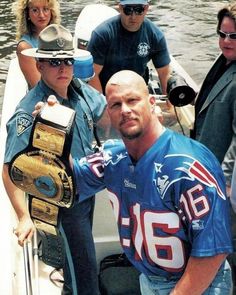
[10, 149, 74, 207]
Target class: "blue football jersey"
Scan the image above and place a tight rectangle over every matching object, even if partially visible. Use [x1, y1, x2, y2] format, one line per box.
[73, 128, 233, 278]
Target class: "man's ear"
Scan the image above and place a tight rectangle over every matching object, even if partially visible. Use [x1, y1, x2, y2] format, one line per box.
[118, 4, 122, 13]
[149, 95, 156, 106]
[144, 4, 149, 13]
[36, 60, 43, 73]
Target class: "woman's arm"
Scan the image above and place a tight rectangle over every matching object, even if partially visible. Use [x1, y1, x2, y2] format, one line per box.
[17, 41, 41, 88]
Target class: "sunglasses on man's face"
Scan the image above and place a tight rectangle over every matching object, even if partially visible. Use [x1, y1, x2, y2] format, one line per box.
[122, 5, 145, 16]
[38, 58, 75, 67]
[217, 30, 236, 40]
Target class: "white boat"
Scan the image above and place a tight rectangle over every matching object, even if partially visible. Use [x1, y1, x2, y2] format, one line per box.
[0, 4, 199, 295]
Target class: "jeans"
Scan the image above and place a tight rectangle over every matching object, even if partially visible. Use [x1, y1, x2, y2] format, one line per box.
[60, 197, 99, 295]
[139, 260, 232, 295]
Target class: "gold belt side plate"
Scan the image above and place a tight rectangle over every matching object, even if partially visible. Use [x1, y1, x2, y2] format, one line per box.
[31, 198, 58, 235]
[33, 122, 66, 156]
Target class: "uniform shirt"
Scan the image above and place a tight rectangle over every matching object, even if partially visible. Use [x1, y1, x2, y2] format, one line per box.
[4, 79, 106, 163]
[88, 15, 171, 92]
[73, 128, 233, 278]
[19, 34, 38, 48]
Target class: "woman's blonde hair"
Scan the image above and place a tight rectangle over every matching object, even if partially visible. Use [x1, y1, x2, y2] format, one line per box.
[12, 0, 61, 40]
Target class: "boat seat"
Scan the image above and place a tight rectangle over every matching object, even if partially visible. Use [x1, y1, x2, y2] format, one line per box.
[99, 253, 141, 295]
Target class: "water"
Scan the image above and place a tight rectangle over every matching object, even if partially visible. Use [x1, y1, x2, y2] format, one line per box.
[0, 0, 227, 116]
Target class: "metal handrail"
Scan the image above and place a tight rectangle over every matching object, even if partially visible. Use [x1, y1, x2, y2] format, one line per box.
[23, 241, 33, 295]
[23, 231, 39, 295]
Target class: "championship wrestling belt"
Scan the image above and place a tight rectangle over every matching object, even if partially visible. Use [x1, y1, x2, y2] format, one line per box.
[9, 102, 75, 231]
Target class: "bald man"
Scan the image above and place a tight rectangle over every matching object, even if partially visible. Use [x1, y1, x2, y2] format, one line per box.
[39, 70, 233, 294]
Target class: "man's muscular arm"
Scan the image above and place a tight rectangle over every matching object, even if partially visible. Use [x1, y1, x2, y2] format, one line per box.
[170, 254, 227, 295]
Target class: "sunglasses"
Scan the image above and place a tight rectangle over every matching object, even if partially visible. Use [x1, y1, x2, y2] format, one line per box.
[38, 58, 75, 67]
[122, 5, 145, 16]
[217, 30, 236, 40]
